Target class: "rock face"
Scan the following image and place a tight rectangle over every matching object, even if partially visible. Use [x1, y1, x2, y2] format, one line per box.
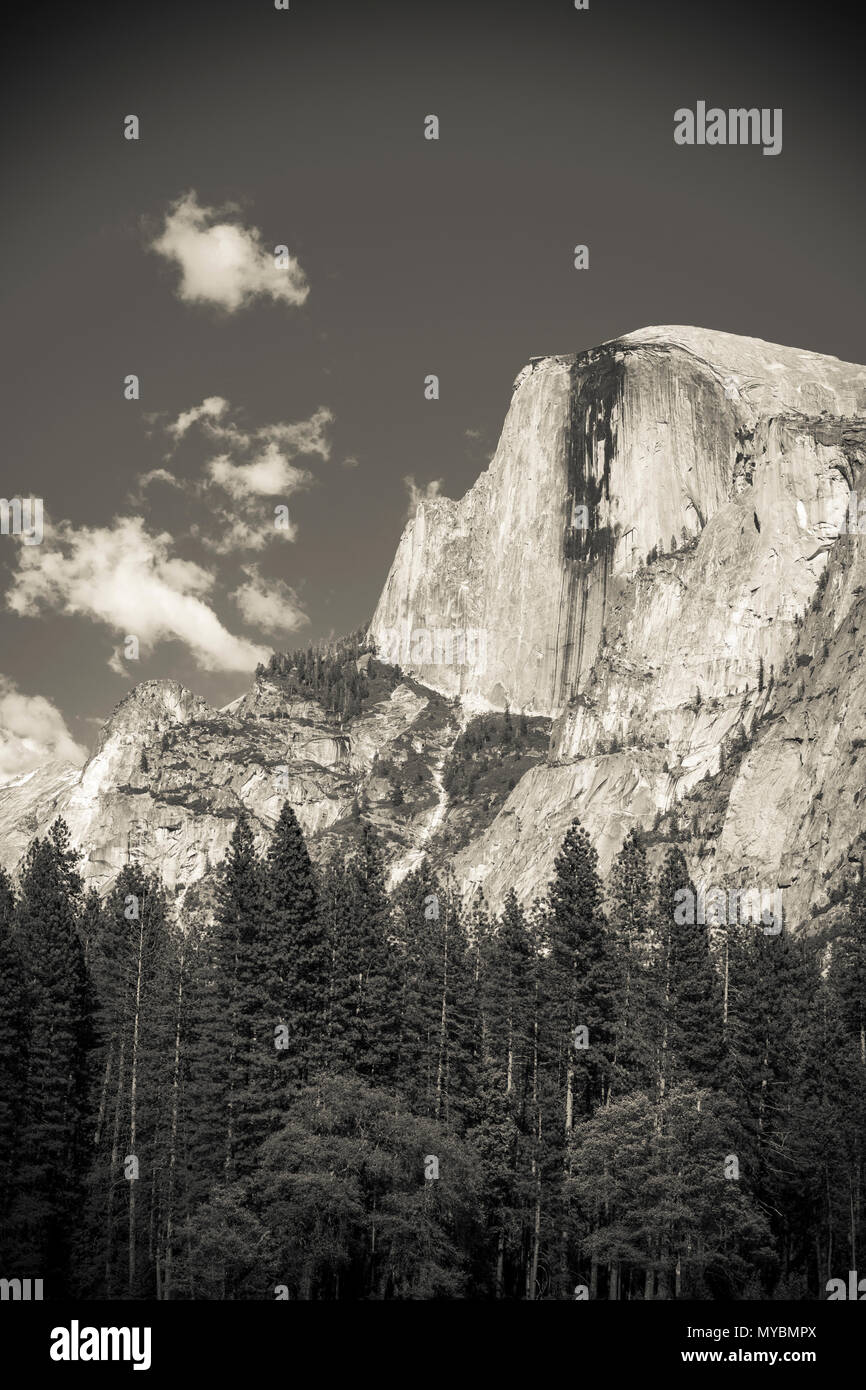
[0, 673, 457, 902]
[371, 327, 865, 714]
[3, 326, 866, 931]
[372, 326, 866, 926]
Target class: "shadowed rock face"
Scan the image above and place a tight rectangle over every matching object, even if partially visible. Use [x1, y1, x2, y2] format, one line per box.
[371, 327, 866, 715]
[3, 327, 866, 930]
[372, 326, 866, 926]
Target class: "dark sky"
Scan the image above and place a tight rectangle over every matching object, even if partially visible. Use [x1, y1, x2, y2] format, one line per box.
[1, 0, 864, 768]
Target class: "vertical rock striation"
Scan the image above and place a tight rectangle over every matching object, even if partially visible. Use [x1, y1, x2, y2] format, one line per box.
[373, 327, 866, 922]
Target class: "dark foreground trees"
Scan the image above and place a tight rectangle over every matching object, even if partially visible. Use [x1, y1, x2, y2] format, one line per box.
[0, 810, 863, 1299]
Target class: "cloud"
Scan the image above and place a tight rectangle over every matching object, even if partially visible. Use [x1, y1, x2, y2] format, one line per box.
[136, 467, 180, 493]
[151, 193, 309, 312]
[165, 398, 333, 461]
[6, 516, 269, 674]
[259, 410, 333, 458]
[206, 443, 312, 501]
[169, 395, 229, 439]
[194, 513, 298, 555]
[232, 566, 308, 635]
[403, 474, 444, 520]
[0, 677, 87, 782]
[145, 399, 333, 554]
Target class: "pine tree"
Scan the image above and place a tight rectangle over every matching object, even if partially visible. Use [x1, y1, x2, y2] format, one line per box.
[727, 925, 820, 1290]
[476, 891, 540, 1297]
[541, 818, 617, 1298]
[662, 848, 726, 1087]
[789, 961, 852, 1295]
[392, 866, 477, 1128]
[169, 912, 225, 1298]
[325, 826, 400, 1086]
[607, 829, 655, 1096]
[0, 867, 27, 1258]
[544, 819, 616, 1130]
[261, 803, 328, 1091]
[80, 865, 175, 1296]
[211, 813, 265, 1179]
[830, 876, 866, 1069]
[793, 881, 866, 1290]
[10, 822, 96, 1292]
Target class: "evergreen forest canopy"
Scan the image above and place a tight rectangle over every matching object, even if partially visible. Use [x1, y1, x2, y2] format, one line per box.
[255, 630, 384, 722]
[0, 810, 864, 1300]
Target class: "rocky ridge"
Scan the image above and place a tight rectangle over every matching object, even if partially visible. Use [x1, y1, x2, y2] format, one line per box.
[3, 326, 866, 930]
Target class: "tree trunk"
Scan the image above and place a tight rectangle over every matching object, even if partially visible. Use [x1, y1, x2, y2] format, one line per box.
[128, 913, 144, 1296]
[164, 942, 184, 1301]
[495, 1230, 505, 1298]
[527, 996, 541, 1300]
[94, 1044, 113, 1147]
[435, 917, 448, 1120]
[105, 1038, 126, 1296]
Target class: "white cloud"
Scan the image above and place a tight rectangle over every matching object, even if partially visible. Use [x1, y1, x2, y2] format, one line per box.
[151, 193, 309, 311]
[232, 566, 308, 635]
[0, 677, 87, 781]
[169, 395, 230, 438]
[194, 512, 298, 555]
[260, 409, 333, 458]
[6, 516, 269, 674]
[165, 398, 333, 461]
[206, 443, 312, 501]
[136, 467, 180, 493]
[404, 474, 444, 520]
[145, 399, 333, 554]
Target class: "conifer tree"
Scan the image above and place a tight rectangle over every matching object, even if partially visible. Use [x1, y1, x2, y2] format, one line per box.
[662, 848, 726, 1087]
[0, 867, 27, 1256]
[169, 912, 225, 1298]
[727, 925, 820, 1284]
[607, 829, 655, 1096]
[540, 819, 617, 1297]
[262, 802, 328, 1091]
[544, 818, 616, 1129]
[11, 822, 96, 1291]
[469, 892, 541, 1297]
[325, 826, 399, 1085]
[830, 876, 866, 1069]
[393, 865, 477, 1127]
[80, 865, 175, 1296]
[211, 813, 265, 1179]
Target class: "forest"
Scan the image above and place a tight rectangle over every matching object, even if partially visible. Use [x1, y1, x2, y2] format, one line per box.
[255, 631, 375, 721]
[0, 809, 864, 1300]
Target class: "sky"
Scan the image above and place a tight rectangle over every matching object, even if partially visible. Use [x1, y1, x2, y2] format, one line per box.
[1, 0, 864, 778]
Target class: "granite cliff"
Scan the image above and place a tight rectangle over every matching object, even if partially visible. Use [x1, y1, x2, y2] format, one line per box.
[3, 326, 866, 930]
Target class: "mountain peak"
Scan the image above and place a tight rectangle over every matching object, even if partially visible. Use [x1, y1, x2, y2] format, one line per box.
[99, 680, 215, 744]
[609, 325, 866, 407]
